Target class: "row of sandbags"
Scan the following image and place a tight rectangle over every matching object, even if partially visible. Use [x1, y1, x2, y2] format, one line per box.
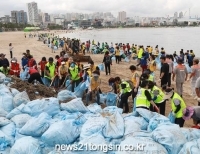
[1, 83, 200, 153]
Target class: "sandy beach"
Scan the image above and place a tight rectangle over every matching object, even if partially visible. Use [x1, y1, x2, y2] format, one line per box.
[0, 31, 197, 127]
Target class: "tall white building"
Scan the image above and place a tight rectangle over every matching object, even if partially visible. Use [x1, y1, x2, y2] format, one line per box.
[174, 12, 178, 19]
[118, 11, 126, 23]
[27, 2, 39, 25]
[179, 12, 183, 18]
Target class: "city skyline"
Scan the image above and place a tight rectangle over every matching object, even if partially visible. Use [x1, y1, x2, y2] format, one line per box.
[0, 0, 200, 18]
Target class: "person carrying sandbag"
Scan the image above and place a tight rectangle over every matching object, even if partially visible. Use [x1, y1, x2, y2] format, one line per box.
[164, 88, 186, 127]
[86, 70, 101, 106]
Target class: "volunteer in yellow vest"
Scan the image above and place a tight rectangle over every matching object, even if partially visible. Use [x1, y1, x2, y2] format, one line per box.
[69, 62, 80, 92]
[137, 46, 143, 65]
[44, 57, 56, 87]
[0, 64, 10, 75]
[115, 77, 132, 113]
[136, 80, 159, 111]
[164, 88, 186, 127]
[148, 81, 166, 115]
[88, 60, 99, 77]
[58, 60, 68, 87]
[149, 55, 157, 75]
[144, 69, 155, 82]
[129, 65, 140, 100]
[86, 70, 101, 106]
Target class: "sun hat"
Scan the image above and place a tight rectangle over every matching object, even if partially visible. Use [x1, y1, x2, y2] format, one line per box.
[182, 107, 194, 120]
[163, 88, 174, 100]
[83, 64, 90, 70]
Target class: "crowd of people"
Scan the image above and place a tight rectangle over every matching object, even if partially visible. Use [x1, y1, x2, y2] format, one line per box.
[0, 33, 200, 129]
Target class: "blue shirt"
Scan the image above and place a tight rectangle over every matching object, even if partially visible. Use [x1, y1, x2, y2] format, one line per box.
[21, 57, 28, 67]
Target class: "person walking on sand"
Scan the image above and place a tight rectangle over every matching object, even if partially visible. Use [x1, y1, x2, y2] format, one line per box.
[159, 56, 169, 90]
[115, 46, 120, 64]
[9, 43, 13, 59]
[102, 51, 112, 75]
[172, 58, 188, 97]
[166, 54, 174, 87]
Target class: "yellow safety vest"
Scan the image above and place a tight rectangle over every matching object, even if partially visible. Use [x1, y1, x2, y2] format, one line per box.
[150, 86, 164, 104]
[44, 63, 55, 79]
[149, 60, 156, 72]
[171, 93, 186, 118]
[138, 48, 143, 59]
[148, 74, 154, 82]
[69, 66, 80, 81]
[136, 88, 150, 108]
[119, 81, 132, 94]
[0, 67, 9, 75]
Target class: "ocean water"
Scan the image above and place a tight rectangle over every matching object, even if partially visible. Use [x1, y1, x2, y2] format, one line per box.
[59, 27, 200, 57]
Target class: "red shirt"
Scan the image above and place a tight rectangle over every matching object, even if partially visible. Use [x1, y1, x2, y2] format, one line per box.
[29, 68, 38, 75]
[39, 61, 47, 71]
[9, 62, 20, 76]
[123, 45, 126, 51]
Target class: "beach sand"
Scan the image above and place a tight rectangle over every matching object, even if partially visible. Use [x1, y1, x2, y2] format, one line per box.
[0, 31, 197, 127]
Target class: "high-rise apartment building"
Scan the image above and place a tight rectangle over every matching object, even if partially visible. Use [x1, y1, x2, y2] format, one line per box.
[27, 2, 39, 25]
[118, 11, 126, 23]
[11, 10, 27, 24]
[174, 12, 178, 19]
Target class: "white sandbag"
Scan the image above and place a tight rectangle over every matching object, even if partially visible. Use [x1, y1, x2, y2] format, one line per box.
[0, 117, 11, 127]
[10, 88, 20, 97]
[13, 91, 30, 107]
[0, 130, 10, 151]
[74, 82, 87, 98]
[15, 128, 27, 141]
[41, 120, 80, 146]
[0, 84, 10, 93]
[6, 103, 25, 119]
[57, 90, 76, 101]
[106, 92, 117, 106]
[87, 103, 103, 113]
[11, 114, 31, 128]
[103, 106, 123, 114]
[19, 112, 51, 137]
[80, 116, 106, 140]
[148, 113, 172, 132]
[0, 107, 8, 117]
[124, 115, 148, 135]
[102, 111, 124, 139]
[136, 108, 156, 122]
[180, 128, 200, 141]
[60, 98, 89, 113]
[116, 136, 168, 154]
[0, 147, 10, 154]
[178, 138, 200, 154]
[0, 72, 6, 80]
[152, 124, 187, 154]
[98, 63, 104, 71]
[99, 93, 107, 104]
[0, 122, 15, 147]
[0, 92, 14, 112]
[10, 136, 42, 154]
[22, 97, 60, 117]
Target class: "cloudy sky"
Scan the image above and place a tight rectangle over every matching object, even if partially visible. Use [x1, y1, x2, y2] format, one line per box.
[0, 0, 199, 18]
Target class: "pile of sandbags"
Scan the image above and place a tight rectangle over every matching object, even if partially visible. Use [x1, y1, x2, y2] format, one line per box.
[0, 83, 200, 154]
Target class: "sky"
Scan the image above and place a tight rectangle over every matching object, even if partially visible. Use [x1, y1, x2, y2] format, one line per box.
[0, 0, 200, 18]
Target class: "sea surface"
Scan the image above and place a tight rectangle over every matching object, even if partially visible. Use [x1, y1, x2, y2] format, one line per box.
[59, 27, 200, 57]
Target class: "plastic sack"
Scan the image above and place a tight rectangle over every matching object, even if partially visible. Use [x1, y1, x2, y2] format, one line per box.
[6, 104, 25, 119]
[41, 120, 80, 146]
[65, 80, 72, 91]
[98, 63, 104, 71]
[57, 90, 76, 101]
[74, 82, 87, 98]
[13, 91, 30, 107]
[0, 92, 14, 112]
[178, 138, 200, 154]
[124, 115, 148, 135]
[103, 106, 123, 115]
[80, 116, 106, 140]
[0, 130, 10, 151]
[0, 117, 11, 127]
[10, 88, 20, 97]
[180, 128, 200, 142]
[185, 63, 192, 73]
[15, 128, 27, 141]
[22, 97, 60, 117]
[106, 92, 117, 106]
[152, 124, 187, 154]
[136, 108, 156, 122]
[168, 111, 175, 123]
[11, 114, 31, 128]
[0, 84, 11, 93]
[0, 108, 8, 117]
[102, 111, 124, 139]
[111, 56, 116, 61]
[116, 136, 168, 154]
[100, 93, 107, 104]
[60, 98, 89, 113]
[0, 72, 6, 80]
[0, 122, 15, 147]
[0, 147, 10, 154]
[87, 103, 103, 113]
[124, 57, 130, 62]
[10, 136, 42, 154]
[19, 112, 51, 137]
[20, 67, 29, 81]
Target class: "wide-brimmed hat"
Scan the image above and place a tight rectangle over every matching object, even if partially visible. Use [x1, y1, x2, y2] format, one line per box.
[182, 107, 194, 120]
[163, 88, 174, 100]
[83, 64, 90, 70]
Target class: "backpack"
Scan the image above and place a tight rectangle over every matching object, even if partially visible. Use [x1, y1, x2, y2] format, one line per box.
[126, 80, 134, 89]
[105, 56, 111, 64]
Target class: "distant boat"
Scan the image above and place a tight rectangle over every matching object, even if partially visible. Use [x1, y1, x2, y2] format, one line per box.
[87, 27, 94, 30]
